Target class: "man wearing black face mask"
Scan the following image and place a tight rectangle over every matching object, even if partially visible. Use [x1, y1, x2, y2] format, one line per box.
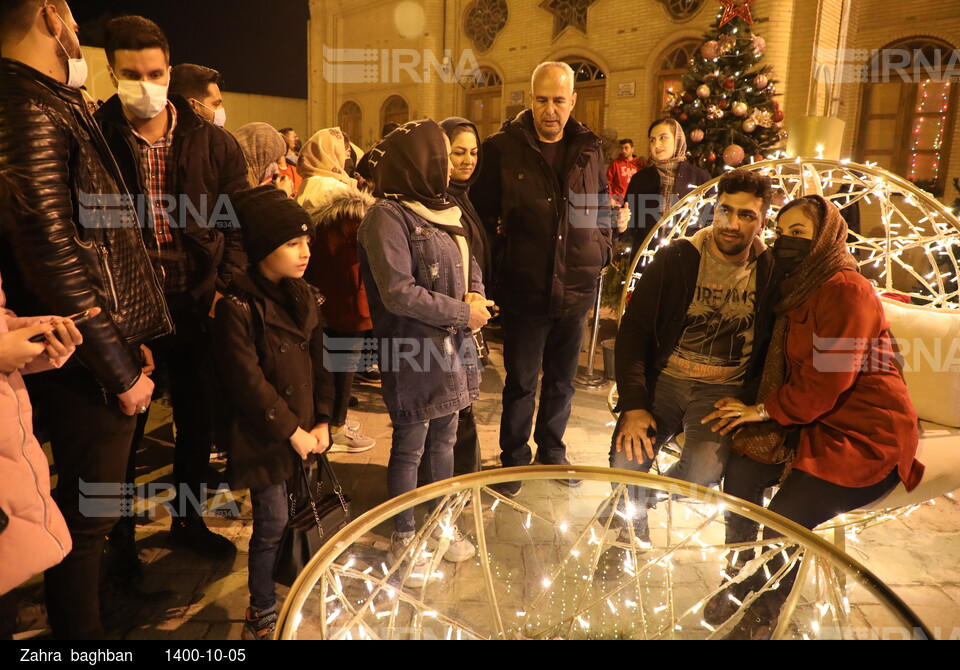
[0, 0, 171, 638]
[609, 169, 779, 547]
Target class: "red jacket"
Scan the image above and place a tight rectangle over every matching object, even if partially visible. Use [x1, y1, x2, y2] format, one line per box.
[606, 155, 645, 202]
[764, 270, 924, 491]
[303, 182, 374, 332]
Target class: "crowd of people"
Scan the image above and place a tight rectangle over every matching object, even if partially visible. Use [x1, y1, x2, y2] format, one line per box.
[0, 0, 925, 642]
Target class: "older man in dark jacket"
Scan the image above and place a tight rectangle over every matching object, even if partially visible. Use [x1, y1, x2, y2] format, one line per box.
[472, 62, 614, 494]
[0, 0, 171, 638]
[95, 16, 248, 559]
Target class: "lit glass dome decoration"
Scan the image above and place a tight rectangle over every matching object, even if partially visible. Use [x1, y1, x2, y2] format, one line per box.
[618, 158, 960, 319]
[276, 467, 930, 640]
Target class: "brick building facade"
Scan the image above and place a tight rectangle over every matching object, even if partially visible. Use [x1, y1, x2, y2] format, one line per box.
[307, 0, 960, 203]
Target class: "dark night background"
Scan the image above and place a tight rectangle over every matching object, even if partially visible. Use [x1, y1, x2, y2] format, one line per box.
[74, 0, 310, 99]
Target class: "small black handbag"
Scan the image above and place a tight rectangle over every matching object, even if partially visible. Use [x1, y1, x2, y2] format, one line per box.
[273, 455, 352, 587]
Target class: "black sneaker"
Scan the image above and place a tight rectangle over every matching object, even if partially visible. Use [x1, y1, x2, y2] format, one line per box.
[168, 516, 237, 559]
[534, 456, 582, 488]
[490, 480, 522, 498]
[356, 366, 381, 384]
[242, 606, 278, 640]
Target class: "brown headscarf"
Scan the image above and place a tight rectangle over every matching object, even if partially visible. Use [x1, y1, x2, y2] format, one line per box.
[235, 123, 287, 188]
[297, 127, 358, 187]
[733, 195, 859, 463]
[650, 118, 688, 215]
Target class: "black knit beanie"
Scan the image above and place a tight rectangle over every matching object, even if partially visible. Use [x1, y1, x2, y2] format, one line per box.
[230, 185, 316, 265]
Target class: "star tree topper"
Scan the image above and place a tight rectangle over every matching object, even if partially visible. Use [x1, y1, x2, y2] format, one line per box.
[718, 0, 755, 27]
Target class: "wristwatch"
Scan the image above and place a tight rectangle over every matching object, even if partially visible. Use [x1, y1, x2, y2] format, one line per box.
[756, 403, 770, 421]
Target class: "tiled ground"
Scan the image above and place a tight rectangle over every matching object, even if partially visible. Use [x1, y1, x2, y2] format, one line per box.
[11, 321, 960, 640]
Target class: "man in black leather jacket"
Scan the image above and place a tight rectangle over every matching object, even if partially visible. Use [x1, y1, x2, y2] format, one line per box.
[94, 16, 248, 559]
[0, 0, 171, 639]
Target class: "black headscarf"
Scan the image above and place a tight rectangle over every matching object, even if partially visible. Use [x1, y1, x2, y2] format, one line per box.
[440, 117, 489, 281]
[369, 119, 454, 210]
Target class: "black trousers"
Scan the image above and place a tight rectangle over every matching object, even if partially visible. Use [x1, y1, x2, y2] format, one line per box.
[723, 453, 900, 600]
[149, 301, 216, 515]
[27, 367, 137, 639]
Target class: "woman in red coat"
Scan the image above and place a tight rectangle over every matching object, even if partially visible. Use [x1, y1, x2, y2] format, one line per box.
[703, 195, 924, 639]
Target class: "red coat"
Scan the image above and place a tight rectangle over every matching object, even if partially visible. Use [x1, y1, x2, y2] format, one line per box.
[303, 181, 374, 332]
[764, 270, 924, 491]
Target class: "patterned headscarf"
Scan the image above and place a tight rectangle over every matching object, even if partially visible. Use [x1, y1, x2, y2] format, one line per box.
[235, 123, 287, 188]
[298, 127, 358, 188]
[368, 119, 454, 210]
[650, 118, 688, 215]
[733, 195, 859, 463]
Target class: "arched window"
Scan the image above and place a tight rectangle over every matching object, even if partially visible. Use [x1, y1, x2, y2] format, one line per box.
[338, 101, 362, 147]
[563, 58, 606, 132]
[463, 67, 503, 139]
[655, 39, 700, 117]
[656, 0, 707, 21]
[380, 95, 410, 132]
[856, 37, 958, 196]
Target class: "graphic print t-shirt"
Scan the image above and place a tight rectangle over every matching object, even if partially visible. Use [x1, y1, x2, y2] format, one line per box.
[662, 238, 758, 384]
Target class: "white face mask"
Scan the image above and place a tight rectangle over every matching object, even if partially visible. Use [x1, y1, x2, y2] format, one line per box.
[116, 79, 169, 120]
[194, 99, 227, 128]
[212, 107, 227, 128]
[49, 15, 87, 88]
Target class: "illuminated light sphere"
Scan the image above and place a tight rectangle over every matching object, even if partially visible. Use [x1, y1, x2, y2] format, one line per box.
[394, 1, 426, 39]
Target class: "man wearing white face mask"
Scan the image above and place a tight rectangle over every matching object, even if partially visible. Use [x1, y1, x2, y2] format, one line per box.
[95, 16, 248, 563]
[170, 63, 228, 128]
[0, 0, 172, 639]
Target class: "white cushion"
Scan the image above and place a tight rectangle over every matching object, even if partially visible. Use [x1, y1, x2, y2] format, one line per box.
[880, 297, 960, 428]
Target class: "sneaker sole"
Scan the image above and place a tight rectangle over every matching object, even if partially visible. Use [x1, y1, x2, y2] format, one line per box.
[328, 442, 375, 454]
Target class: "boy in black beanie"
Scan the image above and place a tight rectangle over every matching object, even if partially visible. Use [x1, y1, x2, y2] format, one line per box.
[211, 186, 335, 639]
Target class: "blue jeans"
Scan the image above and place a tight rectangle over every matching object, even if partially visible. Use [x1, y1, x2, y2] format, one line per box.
[609, 373, 742, 528]
[500, 309, 588, 467]
[389, 413, 459, 533]
[248, 481, 289, 612]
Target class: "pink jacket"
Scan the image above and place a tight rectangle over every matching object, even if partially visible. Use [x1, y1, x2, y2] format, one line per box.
[0, 277, 72, 595]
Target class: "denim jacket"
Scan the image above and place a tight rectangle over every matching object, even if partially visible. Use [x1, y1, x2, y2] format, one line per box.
[358, 199, 483, 424]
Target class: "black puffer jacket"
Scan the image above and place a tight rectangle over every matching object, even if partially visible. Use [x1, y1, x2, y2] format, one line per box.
[471, 110, 613, 317]
[96, 94, 249, 311]
[0, 59, 171, 394]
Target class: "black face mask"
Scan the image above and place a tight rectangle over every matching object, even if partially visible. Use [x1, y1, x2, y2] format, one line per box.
[773, 236, 813, 275]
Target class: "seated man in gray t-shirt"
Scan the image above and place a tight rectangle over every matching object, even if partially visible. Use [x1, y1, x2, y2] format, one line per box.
[609, 170, 779, 541]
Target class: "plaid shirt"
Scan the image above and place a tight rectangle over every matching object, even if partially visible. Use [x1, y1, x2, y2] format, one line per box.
[130, 102, 189, 295]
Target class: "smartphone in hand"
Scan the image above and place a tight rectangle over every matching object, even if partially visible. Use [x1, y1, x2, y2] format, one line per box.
[28, 310, 93, 343]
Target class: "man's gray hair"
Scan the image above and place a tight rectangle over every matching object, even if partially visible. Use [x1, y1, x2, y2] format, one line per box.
[531, 61, 576, 95]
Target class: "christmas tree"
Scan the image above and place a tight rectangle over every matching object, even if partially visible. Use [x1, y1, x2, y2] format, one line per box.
[665, 0, 786, 176]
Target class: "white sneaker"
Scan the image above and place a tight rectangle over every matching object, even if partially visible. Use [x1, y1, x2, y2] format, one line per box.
[343, 418, 361, 432]
[329, 424, 375, 453]
[388, 531, 430, 588]
[430, 523, 476, 563]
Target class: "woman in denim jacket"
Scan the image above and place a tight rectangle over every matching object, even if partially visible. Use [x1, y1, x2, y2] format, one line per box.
[358, 120, 494, 576]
